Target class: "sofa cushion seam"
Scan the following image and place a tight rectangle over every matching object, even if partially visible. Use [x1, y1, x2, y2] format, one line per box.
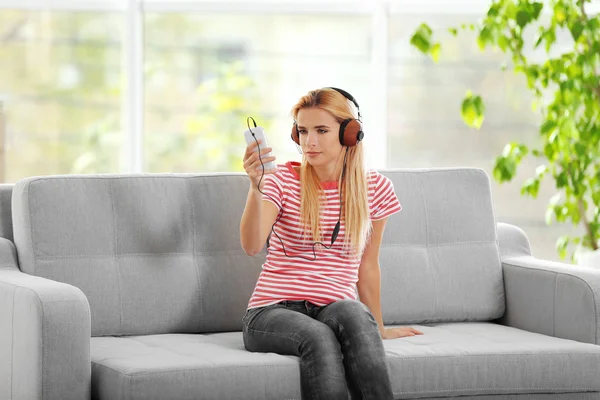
[33, 250, 247, 260]
[26, 174, 246, 185]
[0, 282, 83, 302]
[386, 352, 600, 359]
[419, 179, 437, 314]
[395, 387, 600, 395]
[36, 290, 45, 399]
[553, 273, 557, 337]
[186, 180, 202, 332]
[381, 240, 497, 248]
[92, 361, 296, 377]
[109, 181, 123, 335]
[10, 286, 15, 399]
[27, 183, 36, 272]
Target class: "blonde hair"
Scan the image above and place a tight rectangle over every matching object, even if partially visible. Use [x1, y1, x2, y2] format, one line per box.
[291, 88, 371, 256]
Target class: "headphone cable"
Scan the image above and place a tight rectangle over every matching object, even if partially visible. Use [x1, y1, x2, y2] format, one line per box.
[246, 116, 345, 261]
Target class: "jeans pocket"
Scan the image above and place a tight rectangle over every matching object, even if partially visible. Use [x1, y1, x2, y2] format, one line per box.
[243, 303, 284, 328]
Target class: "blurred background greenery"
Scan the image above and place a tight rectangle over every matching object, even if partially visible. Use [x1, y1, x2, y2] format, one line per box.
[0, 2, 597, 262]
[409, 0, 600, 261]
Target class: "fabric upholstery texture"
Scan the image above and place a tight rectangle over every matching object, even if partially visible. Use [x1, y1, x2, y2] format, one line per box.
[0, 184, 13, 242]
[496, 222, 600, 346]
[11, 169, 504, 338]
[0, 238, 91, 400]
[89, 322, 600, 399]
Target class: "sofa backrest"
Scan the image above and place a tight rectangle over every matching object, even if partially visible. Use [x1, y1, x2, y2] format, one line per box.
[375, 168, 504, 325]
[12, 173, 265, 336]
[0, 184, 13, 242]
[11, 168, 504, 336]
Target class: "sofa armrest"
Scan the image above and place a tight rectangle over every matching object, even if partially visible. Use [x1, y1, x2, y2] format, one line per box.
[0, 238, 91, 400]
[496, 222, 600, 345]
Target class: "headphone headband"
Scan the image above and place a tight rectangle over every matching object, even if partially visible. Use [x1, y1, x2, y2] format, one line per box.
[327, 87, 361, 121]
[327, 87, 360, 110]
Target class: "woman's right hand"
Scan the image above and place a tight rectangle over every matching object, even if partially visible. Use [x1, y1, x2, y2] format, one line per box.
[243, 139, 277, 191]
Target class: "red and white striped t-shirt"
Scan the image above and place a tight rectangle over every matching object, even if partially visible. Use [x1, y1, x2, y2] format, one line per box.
[246, 161, 402, 310]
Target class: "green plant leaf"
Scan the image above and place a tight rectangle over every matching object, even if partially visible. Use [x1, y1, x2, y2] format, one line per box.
[521, 177, 541, 197]
[461, 91, 485, 129]
[560, 117, 578, 139]
[430, 43, 441, 63]
[574, 142, 588, 157]
[554, 4, 567, 24]
[493, 143, 528, 182]
[556, 171, 569, 188]
[477, 25, 494, 50]
[570, 20, 584, 42]
[538, 28, 557, 52]
[546, 193, 562, 224]
[410, 23, 434, 53]
[493, 156, 516, 182]
[540, 119, 557, 136]
[487, 4, 499, 17]
[473, 94, 485, 115]
[556, 235, 570, 259]
[516, 10, 531, 28]
[532, 2, 544, 19]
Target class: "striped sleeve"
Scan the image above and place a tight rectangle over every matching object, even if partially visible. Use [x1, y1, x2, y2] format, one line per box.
[371, 174, 402, 221]
[261, 172, 284, 210]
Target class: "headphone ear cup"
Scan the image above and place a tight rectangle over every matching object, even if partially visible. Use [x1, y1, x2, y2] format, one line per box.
[339, 119, 363, 147]
[291, 124, 300, 145]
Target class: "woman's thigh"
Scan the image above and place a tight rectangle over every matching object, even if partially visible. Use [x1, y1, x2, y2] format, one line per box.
[243, 303, 338, 356]
[316, 299, 379, 336]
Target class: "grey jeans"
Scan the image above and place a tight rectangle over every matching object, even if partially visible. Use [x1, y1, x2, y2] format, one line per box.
[242, 299, 394, 400]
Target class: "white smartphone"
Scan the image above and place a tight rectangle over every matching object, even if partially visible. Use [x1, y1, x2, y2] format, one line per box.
[244, 126, 276, 170]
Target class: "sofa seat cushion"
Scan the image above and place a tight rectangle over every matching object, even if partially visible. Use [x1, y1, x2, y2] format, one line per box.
[385, 322, 600, 398]
[90, 322, 600, 400]
[91, 331, 301, 400]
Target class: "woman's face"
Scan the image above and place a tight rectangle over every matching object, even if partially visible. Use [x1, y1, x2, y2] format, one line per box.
[296, 107, 344, 170]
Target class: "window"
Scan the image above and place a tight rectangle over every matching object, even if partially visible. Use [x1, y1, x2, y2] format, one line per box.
[0, 10, 123, 181]
[143, 12, 372, 173]
[0, 0, 588, 262]
[388, 10, 583, 261]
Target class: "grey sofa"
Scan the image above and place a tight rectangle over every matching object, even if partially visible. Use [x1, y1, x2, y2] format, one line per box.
[1, 168, 600, 400]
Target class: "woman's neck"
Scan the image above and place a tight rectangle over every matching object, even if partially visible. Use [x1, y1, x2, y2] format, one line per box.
[312, 163, 343, 182]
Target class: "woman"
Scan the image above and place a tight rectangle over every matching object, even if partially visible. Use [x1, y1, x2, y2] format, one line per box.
[240, 87, 423, 400]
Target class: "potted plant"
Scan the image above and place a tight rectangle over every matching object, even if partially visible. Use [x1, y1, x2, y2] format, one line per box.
[410, 0, 600, 266]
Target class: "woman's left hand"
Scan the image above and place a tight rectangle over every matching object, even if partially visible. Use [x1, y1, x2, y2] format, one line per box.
[381, 327, 424, 340]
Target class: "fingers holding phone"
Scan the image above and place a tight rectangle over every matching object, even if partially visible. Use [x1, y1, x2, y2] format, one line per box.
[243, 134, 277, 191]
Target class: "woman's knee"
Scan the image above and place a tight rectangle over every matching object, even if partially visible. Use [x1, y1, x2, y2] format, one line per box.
[297, 323, 342, 355]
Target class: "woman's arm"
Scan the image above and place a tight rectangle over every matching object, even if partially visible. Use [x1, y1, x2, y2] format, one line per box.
[240, 186, 280, 256]
[357, 217, 425, 339]
[357, 218, 388, 335]
[240, 140, 280, 256]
